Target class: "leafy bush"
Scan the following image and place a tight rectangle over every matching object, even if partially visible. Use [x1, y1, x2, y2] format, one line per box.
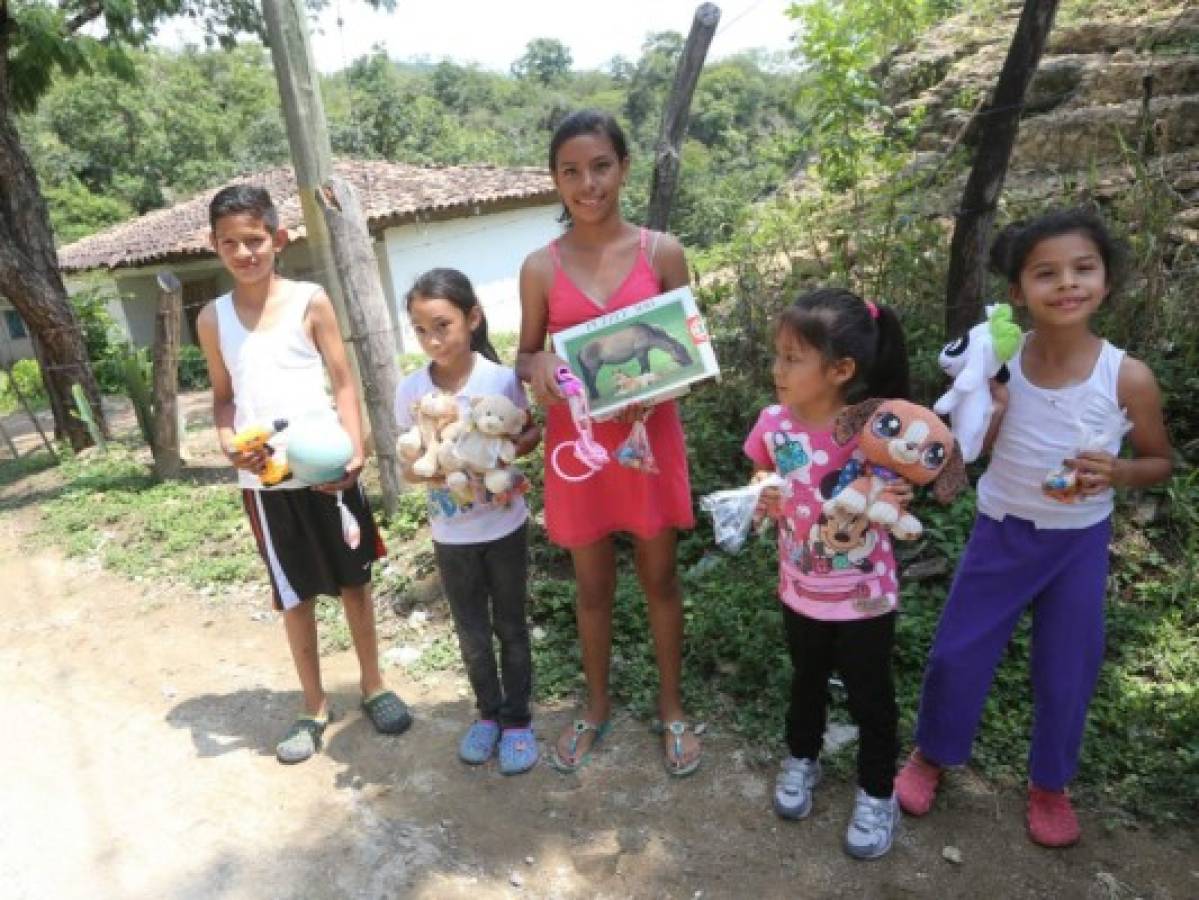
[0, 358, 47, 413]
[178, 344, 211, 390]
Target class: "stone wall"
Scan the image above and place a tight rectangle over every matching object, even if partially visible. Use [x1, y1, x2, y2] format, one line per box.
[881, 1, 1199, 243]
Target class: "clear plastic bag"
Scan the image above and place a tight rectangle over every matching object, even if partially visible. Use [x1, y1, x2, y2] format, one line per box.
[335, 490, 361, 549]
[699, 474, 785, 553]
[614, 415, 658, 473]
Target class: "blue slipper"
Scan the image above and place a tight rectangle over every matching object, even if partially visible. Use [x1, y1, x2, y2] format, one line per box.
[459, 720, 500, 765]
[498, 727, 539, 775]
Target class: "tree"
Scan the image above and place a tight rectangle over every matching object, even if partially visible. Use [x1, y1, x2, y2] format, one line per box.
[0, 0, 384, 449]
[624, 32, 684, 136]
[943, 0, 1061, 337]
[510, 38, 572, 85]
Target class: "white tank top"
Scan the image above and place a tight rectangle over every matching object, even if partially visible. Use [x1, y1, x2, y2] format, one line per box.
[977, 335, 1125, 529]
[215, 281, 335, 489]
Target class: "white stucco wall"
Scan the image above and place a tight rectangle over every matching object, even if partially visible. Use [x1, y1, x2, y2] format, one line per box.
[383, 204, 563, 351]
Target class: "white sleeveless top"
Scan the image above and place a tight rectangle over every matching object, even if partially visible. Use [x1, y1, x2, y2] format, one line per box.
[215, 281, 335, 489]
[977, 335, 1125, 529]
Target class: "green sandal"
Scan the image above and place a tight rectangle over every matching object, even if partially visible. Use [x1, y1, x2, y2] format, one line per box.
[276, 716, 327, 765]
[548, 719, 612, 773]
[654, 720, 702, 777]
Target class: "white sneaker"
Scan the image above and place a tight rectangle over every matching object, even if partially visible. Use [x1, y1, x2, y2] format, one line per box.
[774, 756, 821, 820]
[844, 788, 900, 859]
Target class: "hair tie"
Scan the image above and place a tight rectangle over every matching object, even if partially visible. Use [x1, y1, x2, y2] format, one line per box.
[864, 300, 880, 319]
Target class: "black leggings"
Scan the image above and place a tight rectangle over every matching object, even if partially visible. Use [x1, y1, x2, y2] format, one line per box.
[783, 608, 899, 799]
[434, 524, 532, 728]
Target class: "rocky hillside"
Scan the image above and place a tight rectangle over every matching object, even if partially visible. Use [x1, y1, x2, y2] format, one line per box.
[882, 0, 1199, 244]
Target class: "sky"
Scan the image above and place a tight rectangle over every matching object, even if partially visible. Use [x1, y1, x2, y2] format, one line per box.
[155, 0, 800, 74]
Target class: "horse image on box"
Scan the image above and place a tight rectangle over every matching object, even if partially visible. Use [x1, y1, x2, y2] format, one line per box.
[576, 323, 694, 400]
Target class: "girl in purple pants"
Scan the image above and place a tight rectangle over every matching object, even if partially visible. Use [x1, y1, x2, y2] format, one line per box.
[895, 210, 1173, 847]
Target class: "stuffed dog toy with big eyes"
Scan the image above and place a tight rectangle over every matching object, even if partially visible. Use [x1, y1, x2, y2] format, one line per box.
[824, 399, 968, 540]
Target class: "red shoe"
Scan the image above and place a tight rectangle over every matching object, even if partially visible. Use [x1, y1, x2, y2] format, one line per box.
[894, 750, 942, 816]
[1027, 785, 1080, 848]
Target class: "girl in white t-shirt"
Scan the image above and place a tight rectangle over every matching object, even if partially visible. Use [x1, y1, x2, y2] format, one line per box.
[395, 269, 542, 774]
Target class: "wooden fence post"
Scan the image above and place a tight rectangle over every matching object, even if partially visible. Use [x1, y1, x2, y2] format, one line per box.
[151, 271, 183, 479]
[317, 176, 402, 515]
[3, 361, 56, 459]
[0, 416, 18, 458]
[646, 3, 722, 232]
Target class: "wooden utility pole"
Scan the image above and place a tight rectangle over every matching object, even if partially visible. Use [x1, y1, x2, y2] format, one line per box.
[151, 271, 183, 479]
[261, 0, 402, 514]
[943, 0, 1061, 338]
[646, 3, 721, 232]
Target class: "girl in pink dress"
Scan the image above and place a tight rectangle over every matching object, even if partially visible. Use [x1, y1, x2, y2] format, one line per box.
[517, 110, 700, 776]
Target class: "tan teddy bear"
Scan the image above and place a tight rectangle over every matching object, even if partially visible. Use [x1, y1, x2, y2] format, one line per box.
[442, 394, 527, 496]
[397, 390, 460, 480]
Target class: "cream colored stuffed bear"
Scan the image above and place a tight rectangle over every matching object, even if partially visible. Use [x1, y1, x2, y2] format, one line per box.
[443, 394, 526, 496]
[397, 390, 460, 479]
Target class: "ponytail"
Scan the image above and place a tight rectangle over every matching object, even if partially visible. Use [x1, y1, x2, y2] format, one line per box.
[866, 305, 911, 401]
[470, 314, 500, 365]
[778, 288, 911, 403]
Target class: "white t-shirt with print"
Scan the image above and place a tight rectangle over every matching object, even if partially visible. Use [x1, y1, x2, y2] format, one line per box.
[395, 354, 528, 545]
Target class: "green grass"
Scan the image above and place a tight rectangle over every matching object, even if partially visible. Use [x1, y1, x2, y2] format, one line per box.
[0, 450, 58, 490]
[36, 445, 262, 587]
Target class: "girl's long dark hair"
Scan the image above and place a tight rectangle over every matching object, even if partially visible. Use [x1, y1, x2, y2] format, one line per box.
[777, 287, 911, 402]
[405, 268, 499, 364]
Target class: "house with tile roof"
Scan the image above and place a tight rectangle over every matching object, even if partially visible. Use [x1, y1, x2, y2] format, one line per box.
[55, 160, 561, 354]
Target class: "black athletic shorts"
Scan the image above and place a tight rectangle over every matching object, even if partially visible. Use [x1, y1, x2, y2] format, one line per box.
[242, 484, 386, 610]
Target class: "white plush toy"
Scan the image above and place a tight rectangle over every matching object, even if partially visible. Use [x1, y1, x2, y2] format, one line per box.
[441, 394, 527, 496]
[933, 303, 1022, 464]
[397, 390, 460, 479]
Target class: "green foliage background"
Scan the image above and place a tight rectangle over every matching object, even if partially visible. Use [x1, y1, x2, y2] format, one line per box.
[20, 36, 805, 254]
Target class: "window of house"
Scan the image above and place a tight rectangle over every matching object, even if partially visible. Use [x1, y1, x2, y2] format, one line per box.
[3, 310, 27, 340]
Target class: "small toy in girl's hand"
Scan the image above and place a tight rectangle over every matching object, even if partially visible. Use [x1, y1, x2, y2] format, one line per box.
[934, 303, 1022, 464]
[825, 399, 967, 540]
[550, 365, 610, 481]
[1042, 398, 1132, 503]
[700, 473, 785, 553]
[614, 413, 658, 473]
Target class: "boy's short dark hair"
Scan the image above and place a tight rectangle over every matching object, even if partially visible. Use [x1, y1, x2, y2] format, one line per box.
[209, 184, 280, 233]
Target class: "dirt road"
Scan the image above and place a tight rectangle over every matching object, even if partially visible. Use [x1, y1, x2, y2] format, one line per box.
[1, 484, 1196, 899]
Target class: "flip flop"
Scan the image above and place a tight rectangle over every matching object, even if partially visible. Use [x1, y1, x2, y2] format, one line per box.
[654, 719, 702, 777]
[548, 719, 612, 773]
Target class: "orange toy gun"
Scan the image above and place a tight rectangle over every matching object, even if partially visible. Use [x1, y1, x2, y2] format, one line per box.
[231, 418, 290, 486]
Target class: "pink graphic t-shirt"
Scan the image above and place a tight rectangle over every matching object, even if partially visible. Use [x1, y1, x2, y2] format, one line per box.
[743, 404, 900, 621]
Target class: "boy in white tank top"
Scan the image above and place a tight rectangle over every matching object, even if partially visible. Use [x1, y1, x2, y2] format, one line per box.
[196, 185, 411, 764]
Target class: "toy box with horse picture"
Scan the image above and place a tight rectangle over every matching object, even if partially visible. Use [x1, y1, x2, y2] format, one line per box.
[551, 286, 721, 421]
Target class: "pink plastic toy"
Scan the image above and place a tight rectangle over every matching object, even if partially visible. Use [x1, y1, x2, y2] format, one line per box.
[551, 366, 610, 482]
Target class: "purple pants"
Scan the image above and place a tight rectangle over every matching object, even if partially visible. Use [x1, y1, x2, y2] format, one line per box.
[914, 514, 1111, 790]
